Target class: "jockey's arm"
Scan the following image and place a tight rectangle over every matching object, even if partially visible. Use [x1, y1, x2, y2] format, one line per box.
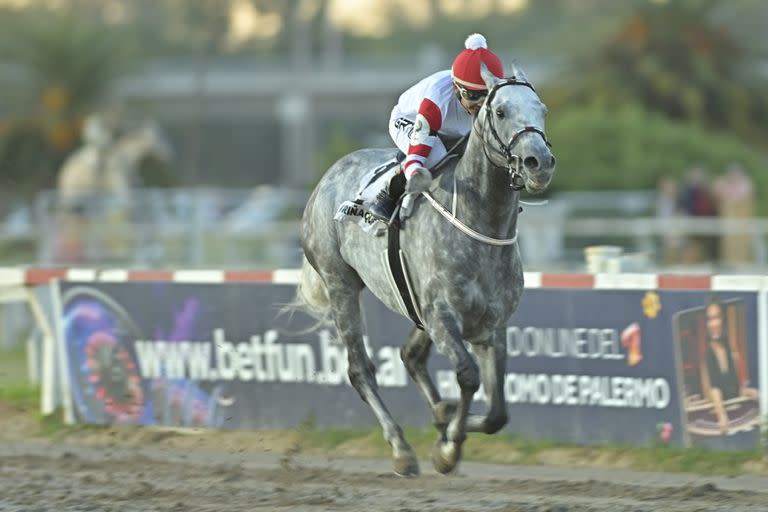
[403, 98, 442, 180]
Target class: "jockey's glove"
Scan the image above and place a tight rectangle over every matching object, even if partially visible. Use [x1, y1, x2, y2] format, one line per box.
[405, 167, 432, 194]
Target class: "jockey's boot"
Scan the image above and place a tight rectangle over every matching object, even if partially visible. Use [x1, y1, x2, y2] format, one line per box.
[368, 171, 406, 222]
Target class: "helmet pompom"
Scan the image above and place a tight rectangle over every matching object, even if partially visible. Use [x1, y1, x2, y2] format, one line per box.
[452, 33, 502, 89]
[464, 33, 487, 50]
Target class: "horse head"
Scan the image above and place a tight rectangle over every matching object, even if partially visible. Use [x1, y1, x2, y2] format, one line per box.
[131, 120, 174, 163]
[476, 62, 555, 194]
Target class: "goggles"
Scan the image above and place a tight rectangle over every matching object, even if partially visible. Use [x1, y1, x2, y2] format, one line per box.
[457, 85, 488, 103]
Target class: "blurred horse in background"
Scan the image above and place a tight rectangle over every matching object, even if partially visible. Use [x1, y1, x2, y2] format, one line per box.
[54, 114, 173, 262]
[57, 115, 173, 211]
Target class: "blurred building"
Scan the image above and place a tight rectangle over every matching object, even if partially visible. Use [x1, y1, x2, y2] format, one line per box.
[110, 50, 554, 190]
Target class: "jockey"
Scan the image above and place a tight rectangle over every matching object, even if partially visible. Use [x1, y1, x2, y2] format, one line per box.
[369, 33, 504, 219]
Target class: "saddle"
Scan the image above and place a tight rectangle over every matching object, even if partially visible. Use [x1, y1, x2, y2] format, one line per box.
[334, 136, 467, 236]
[333, 151, 406, 236]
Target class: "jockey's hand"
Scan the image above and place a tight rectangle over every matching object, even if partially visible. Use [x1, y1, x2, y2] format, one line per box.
[405, 167, 432, 195]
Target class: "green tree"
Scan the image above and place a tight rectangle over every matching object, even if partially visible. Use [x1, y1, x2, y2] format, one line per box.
[0, 9, 137, 202]
[546, 102, 768, 213]
[568, 0, 768, 148]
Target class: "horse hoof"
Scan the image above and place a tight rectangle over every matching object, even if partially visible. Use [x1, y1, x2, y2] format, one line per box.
[393, 452, 420, 477]
[431, 439, 461, 475]
[432, 400, 458, 429]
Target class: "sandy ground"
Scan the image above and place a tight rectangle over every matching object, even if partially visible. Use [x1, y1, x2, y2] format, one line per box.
[1, 404, 768, 512]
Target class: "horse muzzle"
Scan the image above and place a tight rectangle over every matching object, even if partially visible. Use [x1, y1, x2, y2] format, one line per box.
[523, 151, 555, 194]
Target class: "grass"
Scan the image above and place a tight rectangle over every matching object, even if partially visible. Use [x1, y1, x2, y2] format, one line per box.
[294, 426, 766, 476]
[0, 381, 38, 407]
[0, 345, 30, 383]
[0, 346, 37, 409]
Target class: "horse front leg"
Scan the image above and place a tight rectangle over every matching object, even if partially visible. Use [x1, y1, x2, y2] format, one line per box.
[466, 328, 509, 434]
[326, 285, 419, 477]
[400, 327, 457, 431]
[426, 309, 479, 474]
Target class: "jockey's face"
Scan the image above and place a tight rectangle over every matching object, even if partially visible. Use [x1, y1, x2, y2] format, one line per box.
[454, 83, 487, 117]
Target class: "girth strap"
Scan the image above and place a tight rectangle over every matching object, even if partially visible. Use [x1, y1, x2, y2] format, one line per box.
[387, 209, 424, 330]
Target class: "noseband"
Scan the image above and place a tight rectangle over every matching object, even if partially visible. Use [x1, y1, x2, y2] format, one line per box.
[479, 78, 552, 191]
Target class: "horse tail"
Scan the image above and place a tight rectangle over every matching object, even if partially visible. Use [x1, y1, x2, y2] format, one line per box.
[293, 256, 333, 326]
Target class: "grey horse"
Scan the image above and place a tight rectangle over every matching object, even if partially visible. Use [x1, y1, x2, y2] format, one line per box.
[297, 63, 555, 476]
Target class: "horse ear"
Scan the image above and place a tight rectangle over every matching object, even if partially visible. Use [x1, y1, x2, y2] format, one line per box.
[508, 59, 528, 82]
[480, 61, 502, 90]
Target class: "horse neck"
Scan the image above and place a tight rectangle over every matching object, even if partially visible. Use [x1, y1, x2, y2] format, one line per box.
[448, 132, 520, 237]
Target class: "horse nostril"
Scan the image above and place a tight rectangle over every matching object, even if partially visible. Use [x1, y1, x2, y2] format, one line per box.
[523, 156, 539, 170]
[550, 155, 556, 168]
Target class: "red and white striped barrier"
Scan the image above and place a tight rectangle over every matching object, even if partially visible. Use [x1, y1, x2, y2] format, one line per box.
[1, 266, 766, 423]
[1, 267, 767, 290]
[0, 268, 300, 286]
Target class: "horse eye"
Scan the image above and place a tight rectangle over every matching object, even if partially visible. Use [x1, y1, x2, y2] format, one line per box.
[495, 108, 505, 118]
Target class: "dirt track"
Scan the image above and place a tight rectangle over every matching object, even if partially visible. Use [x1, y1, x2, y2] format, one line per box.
[2, 432, 768, 512]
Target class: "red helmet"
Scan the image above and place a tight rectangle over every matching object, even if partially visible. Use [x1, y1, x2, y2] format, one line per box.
[451, 34, 503, 91]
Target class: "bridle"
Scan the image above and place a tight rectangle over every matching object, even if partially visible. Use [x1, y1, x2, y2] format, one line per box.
[474, 77, 552, 191]
[412, 77, 553, 246]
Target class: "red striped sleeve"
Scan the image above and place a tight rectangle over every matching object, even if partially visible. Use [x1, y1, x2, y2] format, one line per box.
[407, 143, 432, 158]
[404, 158, 425, 174]
[418, 98, 442, 132]
[404, 143, 432, 173]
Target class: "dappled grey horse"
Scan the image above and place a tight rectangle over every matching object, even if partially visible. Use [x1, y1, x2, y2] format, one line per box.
[298, 63, 555, 476]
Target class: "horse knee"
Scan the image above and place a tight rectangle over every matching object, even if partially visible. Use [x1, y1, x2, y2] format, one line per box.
[399, 344, 413, 365]
[456, 360, 480, 394]
[400, 344, 424, 372]
[400, 330, 430, 367]
[483, 411, 508, 434]
[347, 360, 375, 393]
[347, 368, 369, 402]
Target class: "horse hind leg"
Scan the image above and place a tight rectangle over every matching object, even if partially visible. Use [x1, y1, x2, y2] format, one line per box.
[400, 327, 458, 432]
[325, 276, 419, 477]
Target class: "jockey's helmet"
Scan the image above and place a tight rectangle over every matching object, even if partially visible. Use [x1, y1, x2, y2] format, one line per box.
[451, 33, 503, 92]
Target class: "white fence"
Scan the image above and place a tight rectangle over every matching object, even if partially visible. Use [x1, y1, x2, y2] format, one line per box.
[1, 188, 767, 272]
[27, 187, 308, 268]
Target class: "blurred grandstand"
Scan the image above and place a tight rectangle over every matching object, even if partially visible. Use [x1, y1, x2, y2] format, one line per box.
[0, 0, 766, 272]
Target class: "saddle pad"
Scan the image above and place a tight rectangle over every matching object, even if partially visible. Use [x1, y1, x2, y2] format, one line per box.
[333, 157, 399, 235]
[334, 199, 387, 235]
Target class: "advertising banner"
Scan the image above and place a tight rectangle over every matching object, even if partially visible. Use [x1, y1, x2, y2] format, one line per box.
[486, 289, 761, 449]
[57, 282, 427, 431]
[56, 281, 762, 449]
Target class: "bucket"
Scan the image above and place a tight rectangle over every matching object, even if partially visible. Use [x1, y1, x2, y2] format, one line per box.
[584, 245, 623, 273]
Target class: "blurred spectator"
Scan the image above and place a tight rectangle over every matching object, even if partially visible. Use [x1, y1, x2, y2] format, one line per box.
[676, 166, 718, 264]
[712, 162, 754, 266]
[677, 165, 718, 217]
[655, 176, 683, 264]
